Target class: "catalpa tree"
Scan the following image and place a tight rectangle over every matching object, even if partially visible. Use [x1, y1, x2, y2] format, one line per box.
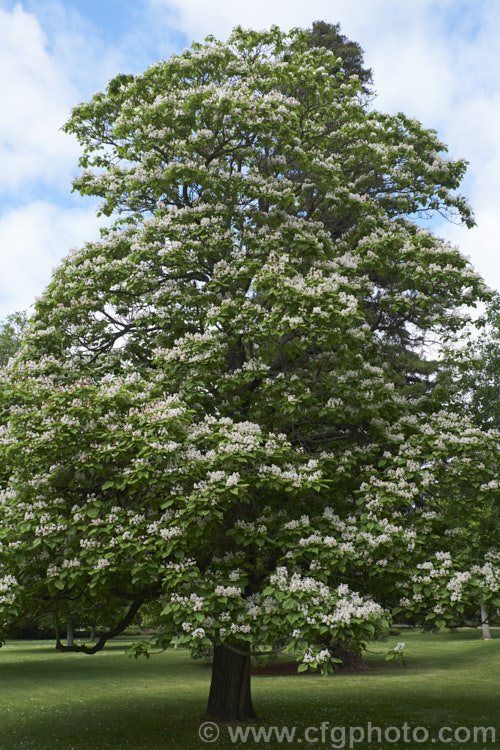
[0, 25, 497, 722]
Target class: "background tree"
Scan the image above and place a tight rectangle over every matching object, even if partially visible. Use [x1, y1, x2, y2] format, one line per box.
[429, 295, 500, 637]
[305, 20, 373, 96]
[439, 295, 500, 430]
[0, 25, 495, 722]
[282, 23, 469, 411]
[0, 312, 29, 368]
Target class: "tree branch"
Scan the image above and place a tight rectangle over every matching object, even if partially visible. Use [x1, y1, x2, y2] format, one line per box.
[55, 598, 144, 655]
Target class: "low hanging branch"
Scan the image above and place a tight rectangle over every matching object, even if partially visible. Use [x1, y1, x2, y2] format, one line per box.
[54, 598, 145, 654]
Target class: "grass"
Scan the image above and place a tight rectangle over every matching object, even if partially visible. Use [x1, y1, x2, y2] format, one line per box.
[0, 630, 499, 749]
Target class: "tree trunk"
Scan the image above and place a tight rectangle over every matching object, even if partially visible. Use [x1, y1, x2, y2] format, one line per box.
[480, 604, 492, 640]
[206, 644, 256, 722]
[66, 621, 74, 648]
[90, 626, 96, 642]
[331, 644, 369, 671]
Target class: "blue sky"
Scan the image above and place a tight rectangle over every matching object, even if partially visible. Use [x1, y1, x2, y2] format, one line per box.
[1, 0, 500, 319]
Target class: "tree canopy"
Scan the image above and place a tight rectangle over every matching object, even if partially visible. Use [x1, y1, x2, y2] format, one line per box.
[0, 24, 498, 721]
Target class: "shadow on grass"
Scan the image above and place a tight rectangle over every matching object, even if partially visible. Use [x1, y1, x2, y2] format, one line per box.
[1, 634, 500, 750]
[0, 690, 207, 750]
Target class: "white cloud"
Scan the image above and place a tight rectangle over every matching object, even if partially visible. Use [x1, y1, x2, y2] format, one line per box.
[0, 1, 145, 319]
[149, 0, 454, 45]
[0, 2, 141, 198]
[0, 200, 103, 319]
[367, 33, 456, 125]
[438, 208, 500, 297]
[0, 4, 84, 194]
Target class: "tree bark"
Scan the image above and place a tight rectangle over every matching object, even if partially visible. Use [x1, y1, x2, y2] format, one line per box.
[90, 625, 96, 642]
[331, 644, 368, 671]
[480, 604, 492, 640]
[66, 620, 74, 648]
[206, 644, 256, 722]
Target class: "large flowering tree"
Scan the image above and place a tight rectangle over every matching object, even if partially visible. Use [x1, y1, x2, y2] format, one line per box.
[0, 26, 498, 721]
[430, 296, 500, 637]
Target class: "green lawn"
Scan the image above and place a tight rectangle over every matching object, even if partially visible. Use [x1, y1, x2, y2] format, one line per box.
[0, 630, 498, 749]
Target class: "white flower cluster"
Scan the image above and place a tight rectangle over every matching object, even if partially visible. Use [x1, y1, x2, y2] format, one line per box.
[470, 563, 500, 592]
[159, 526, 182, 541]
[270, 567, 329, 600]
[0, 575, 18, 592]
[214, 585, 242, 597]
[170, 592, 206, 612]
[322, 592, 383, 626]
[446, 571, 472, 602]
[191, 627, 206, 639]
[95, 558, 111, 571]
[35, 522, 68, 537]
[258, 462, 321, 487]
[302, 648, 331, 665]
